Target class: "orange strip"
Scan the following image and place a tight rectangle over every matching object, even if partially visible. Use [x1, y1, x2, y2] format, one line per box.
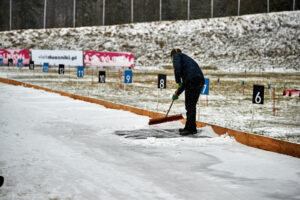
[0, 77, 299, 158]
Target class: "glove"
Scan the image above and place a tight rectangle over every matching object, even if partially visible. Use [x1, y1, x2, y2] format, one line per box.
[172, 94, 179, 101]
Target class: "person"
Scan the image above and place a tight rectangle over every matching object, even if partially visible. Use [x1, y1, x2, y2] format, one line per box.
[170, 49, 205, 136]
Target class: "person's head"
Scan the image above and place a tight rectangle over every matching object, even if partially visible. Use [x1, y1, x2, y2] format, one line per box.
[170, 48, 182, 59]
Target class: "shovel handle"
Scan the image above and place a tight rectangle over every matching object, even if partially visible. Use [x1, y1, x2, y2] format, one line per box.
[165, 100, 174, 117]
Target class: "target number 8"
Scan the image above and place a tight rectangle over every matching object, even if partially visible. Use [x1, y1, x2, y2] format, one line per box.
[159, 79, 165, 88]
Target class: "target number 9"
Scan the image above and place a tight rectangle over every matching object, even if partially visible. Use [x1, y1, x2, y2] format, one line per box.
[124, 70, 132, 84]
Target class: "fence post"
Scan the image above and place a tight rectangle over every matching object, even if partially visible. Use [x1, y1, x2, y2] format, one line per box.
[238, 0, 240, 16]
[10, 0, 12, 30]
[103, 0, 105, 25]
[44, 0, 47, 29]
[73, 0, 76, 27]
[267, 0, 269, 13]
[211, 0, 213, 18]
[131, 0, 134, 23]
[273, 88, 276, 116]
[187, 0, 190, 20]
[293, 0, 295, 11]
[159, 0, 162, 21]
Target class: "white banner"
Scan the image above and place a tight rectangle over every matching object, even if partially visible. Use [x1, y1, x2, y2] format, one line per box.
[31, 50, 83, 66]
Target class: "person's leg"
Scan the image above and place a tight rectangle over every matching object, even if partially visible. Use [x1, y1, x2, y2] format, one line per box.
[185, 87, 201, 131]
[184, 86, 193, 131]
[183, 78, 204, 133]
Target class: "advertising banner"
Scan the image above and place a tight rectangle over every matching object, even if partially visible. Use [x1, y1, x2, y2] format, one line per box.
[31, 50, 83, 66]
[0, 49, 30, 66]
[84, 51, 134, 68]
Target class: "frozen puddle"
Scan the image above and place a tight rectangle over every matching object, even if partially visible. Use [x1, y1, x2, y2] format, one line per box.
[114, 128, 212, 139]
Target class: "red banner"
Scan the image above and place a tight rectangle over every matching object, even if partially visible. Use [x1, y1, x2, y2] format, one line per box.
[84, 51, 134, 68]
[0, 49, 30, 65]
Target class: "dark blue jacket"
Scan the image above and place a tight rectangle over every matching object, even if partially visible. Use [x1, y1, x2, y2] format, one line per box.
[172, 52, 204, 95]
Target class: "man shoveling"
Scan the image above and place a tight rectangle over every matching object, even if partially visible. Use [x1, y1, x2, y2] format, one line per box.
[171, 49, 205, 136]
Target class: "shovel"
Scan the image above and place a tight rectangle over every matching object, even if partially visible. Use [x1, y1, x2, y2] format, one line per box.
[148, 100, 183, 125]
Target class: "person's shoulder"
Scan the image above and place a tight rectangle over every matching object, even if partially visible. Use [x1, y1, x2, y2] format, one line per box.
[181, 52, 192, 57]
[173, 52, 182, 59]
[174, 52, 183, 56]
[181, 53, 191, 59]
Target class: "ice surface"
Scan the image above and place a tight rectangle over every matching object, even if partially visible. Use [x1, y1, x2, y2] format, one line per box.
[0, 83, 300, 200]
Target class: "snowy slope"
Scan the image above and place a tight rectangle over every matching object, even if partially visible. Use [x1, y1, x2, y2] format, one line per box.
[1, 83, 300, 200]
[0, 11, 299, 71]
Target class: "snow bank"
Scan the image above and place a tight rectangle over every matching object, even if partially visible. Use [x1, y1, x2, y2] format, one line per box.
[0, 11, 299, 72]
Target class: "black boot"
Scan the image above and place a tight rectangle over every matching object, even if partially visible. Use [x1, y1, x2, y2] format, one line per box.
[179, 129, 197, 136]
[0, 176, 4, 188]
[179, 128, 185, 132]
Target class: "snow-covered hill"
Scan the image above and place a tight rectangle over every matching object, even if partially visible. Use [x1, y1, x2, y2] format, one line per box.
[0, 11, 299, 71]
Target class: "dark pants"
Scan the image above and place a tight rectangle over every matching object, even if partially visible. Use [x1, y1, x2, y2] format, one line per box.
[184, 77, 205, 131]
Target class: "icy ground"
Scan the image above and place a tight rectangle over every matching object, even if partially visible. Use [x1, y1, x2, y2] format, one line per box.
[0, 83, 300, 200]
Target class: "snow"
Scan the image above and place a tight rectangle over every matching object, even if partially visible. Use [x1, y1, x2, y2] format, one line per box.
[1, 83, 300, 200]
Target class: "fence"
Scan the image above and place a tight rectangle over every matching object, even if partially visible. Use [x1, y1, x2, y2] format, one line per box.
[0, 0, 299, 31]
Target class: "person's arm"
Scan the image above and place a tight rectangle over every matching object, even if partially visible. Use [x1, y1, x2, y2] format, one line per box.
[172, 53, 185, 96]
[172, 53, 182, 85]
[176, 82, 185, 96]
